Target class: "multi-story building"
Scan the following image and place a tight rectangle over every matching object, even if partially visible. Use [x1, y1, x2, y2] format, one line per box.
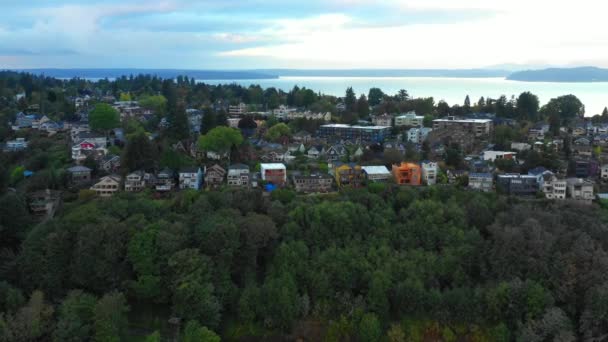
[406, 127, 432, 144]
[496, 174, 539, 196]
[567, 178, 595, 203]
[90, 175, 121, 197]
[292, 174, 334, 193]
[433, 117, 493, 137]
[229, 103, 247, 116]
[372, 114, 392, 127]
[179, 167, 203, 190]
[204, 164, 226, 189]
[155, 168, 175, 192]
[361, 166, 392, 182]
[66, 165, 92, 184]
[601, 164, 608, 182]
[575, 160, 599, 178]
[468, 173, 493, 192]
[260, 163, 287, 186]
[272, 105, 297, 120]
[543, 175, 567, 200]
[317, 124, 391, 143]
[395, 112, 425, 127]
[332, 162, 364, 188]
[421, 161, 438, 185]
[4, 138, 28, 152]
[227, 164, 250, 187]
[392, 162, 421, 186]
[125, 171, 147, 192]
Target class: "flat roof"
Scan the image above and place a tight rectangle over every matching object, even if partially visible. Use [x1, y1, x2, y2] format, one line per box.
[361, 166, 391, 174]
[260, 163, 286, 168]
[320, 124, 391, 130]
[433, 118, 492, 123]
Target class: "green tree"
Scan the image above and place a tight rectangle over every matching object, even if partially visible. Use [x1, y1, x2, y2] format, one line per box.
[144, 331, 161, 342]
[358, 313, 382, 342]
[198, 126, 243, 156]
[139, 95, 168, 116]
[123, 130, 156, 172]
[345, 87, 357, 112]
[93, 292, 129, 342]
[541, 94, 585, 124]
[182, 320, 220, 342]
[395, 89, 409, 102]
[201, 108, 216, 134]
[0, 290, 54, 342]
[167, 104, 190, 141]
[357, 95, 370, 118]
[89, 103, 120, 133]
[464, 95, 471, 113]
[265, 122, 291, 142]
[516, 91, 540, 121]
[368, 88, 385, 107]
[53, 290, 97, 342]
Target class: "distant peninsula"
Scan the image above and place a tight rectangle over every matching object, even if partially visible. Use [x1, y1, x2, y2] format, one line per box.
[507, 67, 608, 82]
[14, 68, 279, 80]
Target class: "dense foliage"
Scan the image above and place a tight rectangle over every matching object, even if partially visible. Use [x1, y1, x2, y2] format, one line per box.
[1, 185, 608, 340]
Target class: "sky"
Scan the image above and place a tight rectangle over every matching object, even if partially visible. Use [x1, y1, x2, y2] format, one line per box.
[1, 0, 607, 69]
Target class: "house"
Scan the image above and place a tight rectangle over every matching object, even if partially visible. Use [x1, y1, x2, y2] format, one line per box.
[332, 162, 364, 188]
[496, 174, 539, 196]
[100, 154, 121, 173]
[447, 170, 469, 184]
[12, 112, 38, 130]
[90, 175, 122, 197]
[326, 144, 347, 162]
[179, 167, 203, 190]
[71, 140, 101, 162]
[227, 164, 250, 187]
[421, 161, 438, 185]
[542, 174, 567, 200]
[349, 145, 365, 160]
[528, 124, 549, 140]
[27, 189, 61, 218]
[468, 173, 493, 192]
[292, 174, 334, 193]
[272, 105, 296, 119]
[392, 162, 421, 186]
[287, 143, 306, 154]
[307, 146, 325, 159]
[125, 171, 147, 192]
[361, 166, 391, 182]
[66, 165, 92, 184]
[601, 164, 608, 182]
[527, 167, 550, 189]
[575, 160, 599, 178]
[395, 112, 425, 127]
[511, 142, 532, 151]
[186, 109, 203, 134]
[567, 178, 595, 203]
[204, 164, 226, 189]
[482, 151, 517, 162]
[260, 163, 287, 186]
[155, 168, 175, 192]
[73, 132, 107, 147]
[70, 124, 90, 141]
[4, 138, 28, 152]
[372, 114, 392, 127]
[293, 131, 312, 144]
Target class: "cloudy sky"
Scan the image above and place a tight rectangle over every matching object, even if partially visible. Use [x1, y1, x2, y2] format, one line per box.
[1, 0, 607, 69]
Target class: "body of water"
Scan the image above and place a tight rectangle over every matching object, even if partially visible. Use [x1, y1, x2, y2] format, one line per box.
[201, 76, 608, 116]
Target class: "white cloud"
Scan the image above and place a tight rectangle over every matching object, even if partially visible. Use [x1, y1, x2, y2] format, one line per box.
[220, 1, 608, 68]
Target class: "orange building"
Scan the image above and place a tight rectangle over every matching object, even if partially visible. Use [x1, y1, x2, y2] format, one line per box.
[392, 162, 421, 186]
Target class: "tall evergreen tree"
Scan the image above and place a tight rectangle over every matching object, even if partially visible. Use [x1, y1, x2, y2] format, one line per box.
[345, 87, 357, 113]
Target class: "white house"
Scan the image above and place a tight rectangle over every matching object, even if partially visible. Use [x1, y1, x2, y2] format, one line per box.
[468, 173, 493, 192]
[421, 161, 438, 185]
[179, 167, 203, 190]
[543, 175, 567, 200]
[482, 151, 517, 162]
[90, 175, 121, 197]
[567, 178, 595, 203]
[601, 164, 608, 182]
[361, 166, 391, 182]
[227, 164, 250, 187]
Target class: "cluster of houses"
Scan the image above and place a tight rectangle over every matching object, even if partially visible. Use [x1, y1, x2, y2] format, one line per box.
[81, 160, 442, 197]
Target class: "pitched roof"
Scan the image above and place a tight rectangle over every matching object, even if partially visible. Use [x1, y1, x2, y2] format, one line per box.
[67, 165, 92, 173]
